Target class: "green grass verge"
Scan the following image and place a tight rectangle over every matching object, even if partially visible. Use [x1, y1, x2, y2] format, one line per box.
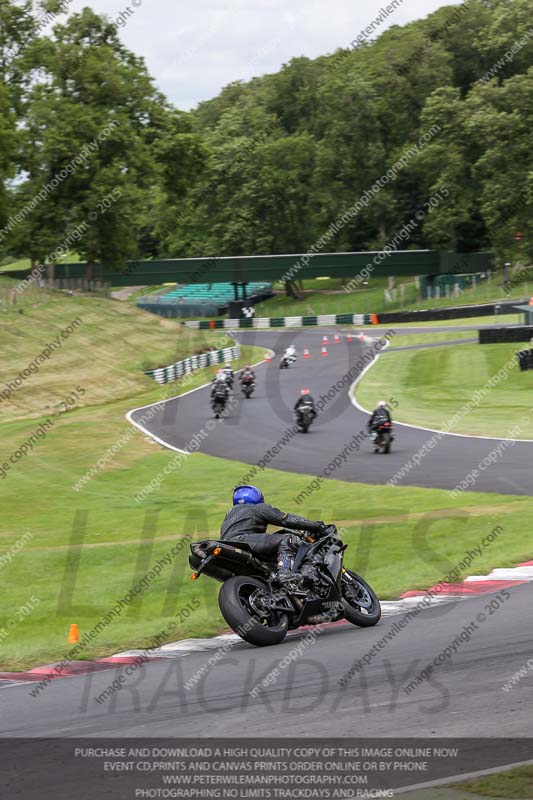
[254, 274, 532, 317]
[388, 331, 476, 348]
[355, 337, 533, 437]
[455, 765, 533, 798]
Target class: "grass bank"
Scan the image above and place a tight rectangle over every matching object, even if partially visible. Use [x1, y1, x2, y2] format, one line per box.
[0, 287, 241, 422]
[254, 275, 532, 317]
[355, 337, 533, 437]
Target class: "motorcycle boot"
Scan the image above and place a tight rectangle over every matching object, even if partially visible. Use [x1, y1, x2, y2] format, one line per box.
[272, 535, 301, 583]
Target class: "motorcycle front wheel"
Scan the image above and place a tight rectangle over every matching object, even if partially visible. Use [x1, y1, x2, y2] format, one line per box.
[218, 576, 288, 646]
[341, 570, 381, 627]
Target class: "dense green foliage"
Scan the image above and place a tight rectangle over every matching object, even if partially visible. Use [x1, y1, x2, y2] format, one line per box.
[0, 0, 532, 268]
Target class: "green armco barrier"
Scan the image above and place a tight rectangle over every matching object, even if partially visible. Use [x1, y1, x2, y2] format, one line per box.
[335, 313, 355, 324]
[187, 312, 373, 329]
[144, 345, 240, 384]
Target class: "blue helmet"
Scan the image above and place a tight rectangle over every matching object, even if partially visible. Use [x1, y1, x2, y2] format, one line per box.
[233, 485, 264, 505]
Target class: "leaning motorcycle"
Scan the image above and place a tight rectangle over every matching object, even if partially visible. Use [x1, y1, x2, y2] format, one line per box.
[280, 354, 296, 369]
[372, 421, 394, 454]
[211, 395, 226, 419]
[189, 525, 381, 647]
[241, 379, 255, 399]
[295, 405, 315, 433]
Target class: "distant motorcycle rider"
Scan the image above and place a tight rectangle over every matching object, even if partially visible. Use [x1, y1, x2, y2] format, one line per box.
[239, 365, 256, 385]
[211, 368, 227, 386]
[283, 344, 297, 362]
[294, 389, 317, 420]
[367, 400, 392, 440]
[211, 371, 229, 407]
[223, 362, 234, 387]
[220, 486, 329, 582]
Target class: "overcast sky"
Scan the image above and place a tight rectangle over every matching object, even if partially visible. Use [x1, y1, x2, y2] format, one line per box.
[66, 0, 462, 110]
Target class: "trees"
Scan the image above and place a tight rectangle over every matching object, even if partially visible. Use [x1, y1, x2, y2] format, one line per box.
[469, 71, 533, 263]
[7, 6, 169, 269]
[1, 0, 532, 268]
[0, 0, 36, 253]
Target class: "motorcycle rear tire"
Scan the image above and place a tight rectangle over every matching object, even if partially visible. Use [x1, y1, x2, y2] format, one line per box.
[218, 576, 288, 647]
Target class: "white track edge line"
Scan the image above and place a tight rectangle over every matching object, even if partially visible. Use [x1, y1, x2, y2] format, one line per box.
[125, 335, 274, 454]
[350, 339, 533, 443]
[396, 758, 533, 795]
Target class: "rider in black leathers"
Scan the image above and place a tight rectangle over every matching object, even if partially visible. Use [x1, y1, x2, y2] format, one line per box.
[239, 365, 256, 386]
[223, 363, 234, 388]
[221, 489, 327, 581]
[367, 400, 392, 440]
[294, 390, 317, 423]
[211, 374, 229, 409]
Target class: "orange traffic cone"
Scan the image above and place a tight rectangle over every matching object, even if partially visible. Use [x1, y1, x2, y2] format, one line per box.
[333, 333, 340, 344]
[303, 348, 311, 359]
[264, 353, 271, 363]
[322, 335, 329, 344]
[67, 623, 79, 644]
[321, 346, 328, 357]
[346, 333, 353, 342]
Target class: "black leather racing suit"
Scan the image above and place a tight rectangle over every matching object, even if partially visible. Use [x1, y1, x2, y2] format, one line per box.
[240, 369, 256, 385]
[211, 381, 229, 402]
[294, 395, 317, 417]
[220, 502, 325, 571]
[368, 407, 391, 431]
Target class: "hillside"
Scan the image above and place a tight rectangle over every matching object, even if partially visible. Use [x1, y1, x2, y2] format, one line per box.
[0, 280, 236, 422]
[0, 0, 532, 270]
[165, 0, 533, 266]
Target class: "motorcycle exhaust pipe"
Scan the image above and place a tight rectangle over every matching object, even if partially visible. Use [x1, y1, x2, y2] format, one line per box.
[305, 614, 328, 625]
[212, 542, 255, 565]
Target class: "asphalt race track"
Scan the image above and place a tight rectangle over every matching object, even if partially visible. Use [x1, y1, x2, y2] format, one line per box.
[129, 327, 533, 496]
[1, 582, 532, 738]
[1, 324, 532, 797]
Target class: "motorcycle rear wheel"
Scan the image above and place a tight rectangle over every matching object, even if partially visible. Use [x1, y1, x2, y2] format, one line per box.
[218, 576, 288, 646]
[341, 570, 381, 627]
